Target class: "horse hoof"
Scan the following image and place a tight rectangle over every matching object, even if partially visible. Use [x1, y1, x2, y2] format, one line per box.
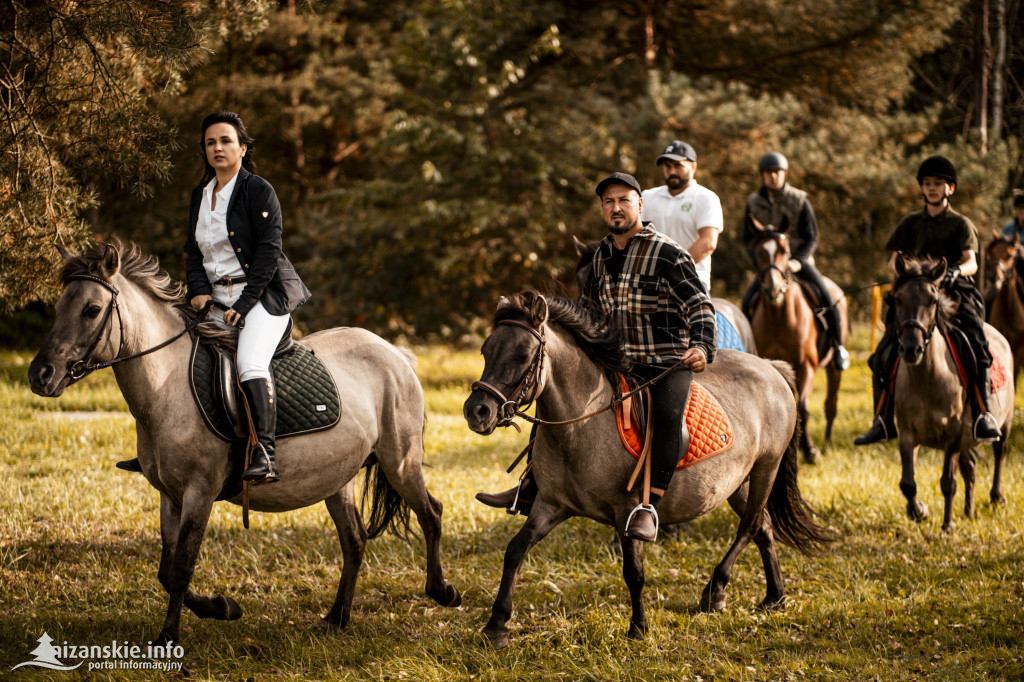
[153, 629, 176, 648]
[699, 589, 726, 613]
[906, 500, 929, 522]
[803, 448, 820, 465]
[314, 616, 344, 631]
[990, 492, 1006, 507]
[217, 595, 243, 621]
[482, 628, 509, 649]
[627, 622, 647, 640]
[942, 522, 954, 534]
[429, 583, 462, 608]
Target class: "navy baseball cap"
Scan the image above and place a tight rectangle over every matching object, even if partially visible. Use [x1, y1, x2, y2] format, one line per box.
[656, 140, 697, 165]
[595, 172, 643, 198]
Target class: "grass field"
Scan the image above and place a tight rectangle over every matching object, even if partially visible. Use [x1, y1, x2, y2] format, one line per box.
[2, 327, 1023, 681]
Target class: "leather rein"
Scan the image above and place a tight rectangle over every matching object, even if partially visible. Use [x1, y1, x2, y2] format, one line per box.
[470, 319, 684, 431]
[894, 275, 940, 349]
[63, 275, 215, 382]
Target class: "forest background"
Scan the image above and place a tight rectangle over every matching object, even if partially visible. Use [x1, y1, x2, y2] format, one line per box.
[2, 0, 1023, 343]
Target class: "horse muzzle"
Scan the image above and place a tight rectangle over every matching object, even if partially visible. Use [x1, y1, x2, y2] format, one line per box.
[463, 392, 499, 435]
[27, 355, 71, 397]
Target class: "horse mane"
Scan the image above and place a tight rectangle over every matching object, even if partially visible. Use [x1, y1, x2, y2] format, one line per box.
[61, 237, 238, 347]
[892, 255, 957, 323]
[493, 292, 632, 373]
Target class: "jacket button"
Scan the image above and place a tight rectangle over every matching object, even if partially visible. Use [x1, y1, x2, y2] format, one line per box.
[244, 264, 249, 269]
[229, 232, 235, 236]
[236, 248, 241, 252]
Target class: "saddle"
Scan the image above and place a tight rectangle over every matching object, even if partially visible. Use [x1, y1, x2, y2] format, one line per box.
[616, 374, 734, 469]
[942, 326, 1008, 394]
[715, 311, 746, 353]
[187, 333, 342, 500]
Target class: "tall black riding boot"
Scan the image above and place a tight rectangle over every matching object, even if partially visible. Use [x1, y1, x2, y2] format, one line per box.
[825, 305, 850, 370]
[854, 367, 896, 445]
[241, 377, 280, 485]
[972, 368, 1002, 443]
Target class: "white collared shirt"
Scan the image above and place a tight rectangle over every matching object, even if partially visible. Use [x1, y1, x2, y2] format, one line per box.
[641, 181, 723, 293]
[197, 173, 244, 285]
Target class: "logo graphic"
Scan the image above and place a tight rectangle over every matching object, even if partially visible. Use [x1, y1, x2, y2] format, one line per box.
[680, 202, 693, 212]
[12, 633, 83, 671]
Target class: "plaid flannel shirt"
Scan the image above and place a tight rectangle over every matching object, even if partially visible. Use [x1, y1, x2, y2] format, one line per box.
[583, 224, 717, 365]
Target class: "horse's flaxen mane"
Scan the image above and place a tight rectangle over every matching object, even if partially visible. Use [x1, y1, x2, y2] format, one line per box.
[893, 255, 957, 323]
[61, 238, 237, 346]
[493, 292, 632, 373]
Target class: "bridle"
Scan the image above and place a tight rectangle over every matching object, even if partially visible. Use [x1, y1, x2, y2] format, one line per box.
[470, 318, 687, 431]
[757, 236, 790, 298]
[470, 320, 547, 431]
[63, 275, 212, 382]
[895, 275, 939, 350]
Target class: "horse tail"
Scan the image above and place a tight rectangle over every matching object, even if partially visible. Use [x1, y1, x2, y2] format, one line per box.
[765, 360, 837, 555]
[361, 458, 412, 540]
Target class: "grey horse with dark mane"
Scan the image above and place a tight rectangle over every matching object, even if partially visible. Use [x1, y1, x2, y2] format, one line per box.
[28, 240, 460, 645]
[890, 254, 1013, 530]
[464, 292, 833, 648]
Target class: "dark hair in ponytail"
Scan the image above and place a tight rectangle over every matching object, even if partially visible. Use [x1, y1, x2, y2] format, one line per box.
[199, 111, 256, 184]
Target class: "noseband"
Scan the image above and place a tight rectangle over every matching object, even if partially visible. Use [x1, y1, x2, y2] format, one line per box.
[758, 262, 790, 296]
[470, 320, 546, 431]
[62, 274, 212, 382]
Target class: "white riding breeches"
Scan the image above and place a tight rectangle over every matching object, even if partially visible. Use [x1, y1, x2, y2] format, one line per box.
[211, 284, 291, 383]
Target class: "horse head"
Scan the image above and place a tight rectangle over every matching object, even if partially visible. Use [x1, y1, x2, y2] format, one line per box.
[892, 254, 950, 366]
[573, 235, 599, 296]
[28, 242, 127, 397]
[464, 292, 550, 435]
[984, 230, 1020, 293]
[752, 229, 791, 307]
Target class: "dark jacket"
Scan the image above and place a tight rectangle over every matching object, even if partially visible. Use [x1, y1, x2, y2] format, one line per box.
[742, 185, 818, 265]
[184, 167, 311, 317]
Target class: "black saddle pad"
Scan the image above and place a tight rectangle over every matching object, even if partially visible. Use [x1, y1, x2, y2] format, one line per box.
[189, 337, 342, 442]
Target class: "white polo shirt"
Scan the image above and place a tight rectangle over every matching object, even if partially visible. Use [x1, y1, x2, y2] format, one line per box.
[641, 181, 723, 293]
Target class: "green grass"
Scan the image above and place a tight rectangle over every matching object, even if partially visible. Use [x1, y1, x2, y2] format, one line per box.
[2, 332, 1024, 681]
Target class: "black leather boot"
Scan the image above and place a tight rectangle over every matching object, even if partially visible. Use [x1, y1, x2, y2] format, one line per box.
[475, 475, 536, 515]
[241, 377, 279, 485]
[972, 368, 1002, 443]
[115, 458, 143, 472]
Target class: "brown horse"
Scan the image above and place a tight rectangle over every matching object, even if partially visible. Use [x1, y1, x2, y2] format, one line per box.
[748, 229, 848, 463]
[890, 255, 1013, 530]
[983, 231, 1024, 384]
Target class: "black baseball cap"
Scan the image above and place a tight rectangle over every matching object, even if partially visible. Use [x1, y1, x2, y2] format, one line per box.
[656, 140, 697, 165]
[595, 172, 643, 198]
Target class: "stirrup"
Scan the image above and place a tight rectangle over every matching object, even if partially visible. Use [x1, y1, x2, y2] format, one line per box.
[973, 413, 1001, 444]
[507, 478, 526, 515]
[624, 503, 659, 541]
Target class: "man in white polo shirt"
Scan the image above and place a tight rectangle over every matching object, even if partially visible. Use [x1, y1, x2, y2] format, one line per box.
[641, 140, 723, 294]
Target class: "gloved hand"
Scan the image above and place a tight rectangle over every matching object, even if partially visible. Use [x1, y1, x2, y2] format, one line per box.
[942, 266, 960, 287]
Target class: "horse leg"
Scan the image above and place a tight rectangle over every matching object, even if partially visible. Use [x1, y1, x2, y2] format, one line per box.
[700, 461, 776, 613]
[823, 363, 841, 448]
[899, 438, 928, 521]
[156, 487, 219, 645]
[375, 431, 460, 609]
[157, 494, 241, 627]
[483, 501, 570, 649]
[725, 483, 785, 611]
[317, 483, 367, 629]
[958, 447, 977, 520]
[796, 364, 819, 464]
[939, 443, 961, 532]
[616, 529, 647, 640]
[991, 436, 1007, 506]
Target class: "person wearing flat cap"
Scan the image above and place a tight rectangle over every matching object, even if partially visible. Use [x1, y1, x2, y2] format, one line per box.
[641, 141, 724, 294]
[583, 172, 717, 541]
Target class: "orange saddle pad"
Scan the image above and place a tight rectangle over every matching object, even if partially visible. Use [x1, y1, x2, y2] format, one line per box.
[618, 378, 734, 469]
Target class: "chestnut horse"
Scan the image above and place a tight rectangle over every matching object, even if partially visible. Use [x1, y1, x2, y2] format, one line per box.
[748, 229, 848, 463]
[983, 231, 1024, 384]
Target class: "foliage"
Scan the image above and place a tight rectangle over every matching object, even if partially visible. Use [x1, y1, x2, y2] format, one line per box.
[3, 334, 1024, 679]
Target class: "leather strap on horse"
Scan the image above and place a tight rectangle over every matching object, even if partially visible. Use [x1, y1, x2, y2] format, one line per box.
[626, 388, 654, 505]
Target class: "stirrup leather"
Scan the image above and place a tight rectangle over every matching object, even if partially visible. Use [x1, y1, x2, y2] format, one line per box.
[625, 503, 659, 541]
[507, 478, 527, 515]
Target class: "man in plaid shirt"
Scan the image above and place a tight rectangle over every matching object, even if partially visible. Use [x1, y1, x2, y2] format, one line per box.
[582, 172, 717, 541]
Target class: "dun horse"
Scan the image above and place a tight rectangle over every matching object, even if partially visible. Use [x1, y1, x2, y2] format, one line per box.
[748, 229, 848, 463]
[983, 232, 1024, 384]
[28, 241, 460, 645]
[890, 255, 1013, 530]
[463, 292, 833, 648]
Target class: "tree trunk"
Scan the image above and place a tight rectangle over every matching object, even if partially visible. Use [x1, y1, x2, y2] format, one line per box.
[973, 0, 991, 152]
[990, 0, 1007, 141]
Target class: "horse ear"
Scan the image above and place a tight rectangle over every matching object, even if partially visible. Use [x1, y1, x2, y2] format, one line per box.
[894, 253, 907, 277]
[1013, 234, 1020, 248]
[98, 243, 121, 280]
[931, 257, 947, 283]
[55, 242, 75, 263]
[572, 235, 588, 256]
[496, 296, 512, 311]
[530, 295, 549, 327]
[992, 229, 1003, 241]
